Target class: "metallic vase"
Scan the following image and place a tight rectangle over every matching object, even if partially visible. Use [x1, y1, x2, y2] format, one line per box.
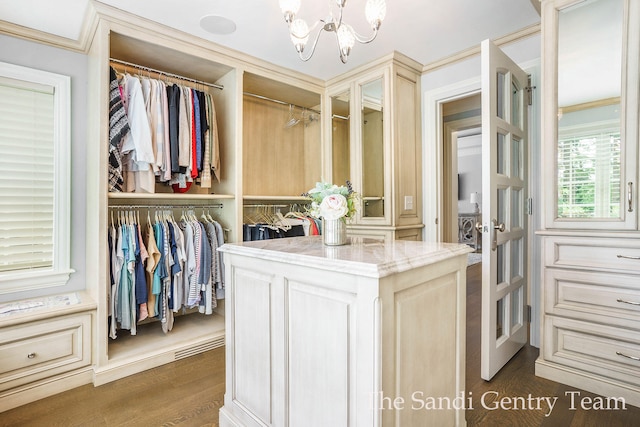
[322, 218, 347, 246]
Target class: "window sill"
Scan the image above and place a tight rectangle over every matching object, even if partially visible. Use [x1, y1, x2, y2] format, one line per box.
[0, 268, 75, 295]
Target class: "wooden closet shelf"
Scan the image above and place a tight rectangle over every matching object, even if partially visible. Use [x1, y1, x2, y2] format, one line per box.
[108, 192, 235, 201]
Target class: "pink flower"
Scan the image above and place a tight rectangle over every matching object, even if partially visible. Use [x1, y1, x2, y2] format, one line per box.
[319, 194, 349, 220]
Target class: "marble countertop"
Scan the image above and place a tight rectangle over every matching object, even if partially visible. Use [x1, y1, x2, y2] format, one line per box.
[219, 236, 472, 278]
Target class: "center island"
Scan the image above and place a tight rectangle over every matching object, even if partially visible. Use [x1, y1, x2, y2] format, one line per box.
[218, 236, 471, 427]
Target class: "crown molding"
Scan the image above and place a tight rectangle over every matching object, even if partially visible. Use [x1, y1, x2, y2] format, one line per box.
[422, 23, 540, 74]
[0, 4, 97, 53]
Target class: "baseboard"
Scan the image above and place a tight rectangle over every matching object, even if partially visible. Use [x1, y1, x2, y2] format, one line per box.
[535, 358, 640, 409]
[219, 406, 244, 427]
[93, 336, 224, 386]
[0, 367, 94, 412]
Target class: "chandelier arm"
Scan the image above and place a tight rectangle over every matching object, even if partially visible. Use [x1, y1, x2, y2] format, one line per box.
[336, 2, 345, 31]
[352, 27, 379, 44]
[297, 25, 325, 62]
[288, 19, 323, 39]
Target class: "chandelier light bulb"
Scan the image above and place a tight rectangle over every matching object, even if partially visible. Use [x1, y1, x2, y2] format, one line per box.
[365, 0, 386, 30]
[290, 19, 310, 53]
[279, 0, 301, 23]
[337, 24, 356, 50]
[337, 24, 355, 62]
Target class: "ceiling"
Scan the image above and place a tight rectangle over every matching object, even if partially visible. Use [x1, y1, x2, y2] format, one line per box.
[0, 0, 541, 81]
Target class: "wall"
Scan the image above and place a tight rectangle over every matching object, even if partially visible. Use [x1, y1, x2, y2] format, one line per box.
[0, 34, 88, 302]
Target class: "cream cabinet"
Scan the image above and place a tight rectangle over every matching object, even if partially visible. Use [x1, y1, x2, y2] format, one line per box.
[537, 0, 640, 407]
[537, 233, 640, 407]
[218, 237, 470, 427]
[0, 293, 95, 412]
[541, 0, 639, 230]
[326, 53, 423, 241]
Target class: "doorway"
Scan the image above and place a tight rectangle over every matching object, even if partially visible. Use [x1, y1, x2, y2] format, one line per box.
[440, 93, 481, 247]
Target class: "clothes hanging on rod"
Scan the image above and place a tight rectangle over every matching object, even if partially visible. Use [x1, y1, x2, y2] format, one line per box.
[108, 63, 221, 194]
[242, 204, 319, 241]
[110, 58, 224, 90]
[108, 206, 226, 339]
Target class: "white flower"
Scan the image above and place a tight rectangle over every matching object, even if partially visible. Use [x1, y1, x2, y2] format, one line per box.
[319, 194, 349, 220]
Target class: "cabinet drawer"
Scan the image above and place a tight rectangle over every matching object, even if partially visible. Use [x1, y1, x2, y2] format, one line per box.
[544, 316, 640, 387]
[544, 236, 640, 273]
[545, 269, 640, 327]
[0, 313, 92, 391]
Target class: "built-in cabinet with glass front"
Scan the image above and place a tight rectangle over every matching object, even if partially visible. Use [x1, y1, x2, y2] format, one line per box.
[326, 53, 423, 241]
[537, 0, 640, 407]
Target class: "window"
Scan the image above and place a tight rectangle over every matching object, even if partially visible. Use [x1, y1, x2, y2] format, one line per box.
[557, 123, 621, 218]
[0, 61, 72, 293]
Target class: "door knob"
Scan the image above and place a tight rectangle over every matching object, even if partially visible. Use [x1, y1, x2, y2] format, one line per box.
[475, 222, 483, 233]
[491, 218, 504, 251]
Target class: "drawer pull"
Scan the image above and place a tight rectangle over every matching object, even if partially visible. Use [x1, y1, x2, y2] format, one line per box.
[616, 254, 640, 260]
[616, 351, 640, 362]
[27, 352, 36, 359]
[617, 298, 640, 306]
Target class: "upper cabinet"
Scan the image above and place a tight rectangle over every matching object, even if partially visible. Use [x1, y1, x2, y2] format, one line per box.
[542, 0, 640, 230]
[326, 53, 423, 240]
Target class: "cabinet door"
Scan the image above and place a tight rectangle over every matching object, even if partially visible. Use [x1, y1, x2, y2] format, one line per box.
[543, 0, 639, 229]
[355, 70, 392, 226]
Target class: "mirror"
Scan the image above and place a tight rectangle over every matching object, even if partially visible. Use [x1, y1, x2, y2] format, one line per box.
[556, 0, 623, 219]
[361, 78, 385, 218]
[331, 90, 350, 186]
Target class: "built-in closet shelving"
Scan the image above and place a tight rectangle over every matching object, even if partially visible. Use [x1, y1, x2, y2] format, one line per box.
[242, 72, 323, 201]
[87, 8, 240, 385]
[85, 2, 325, 384]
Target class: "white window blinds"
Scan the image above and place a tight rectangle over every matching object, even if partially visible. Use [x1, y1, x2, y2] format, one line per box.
[557, 131, 621, 218]
[0, 78, 55, 272]
[0, 62, 72, 294]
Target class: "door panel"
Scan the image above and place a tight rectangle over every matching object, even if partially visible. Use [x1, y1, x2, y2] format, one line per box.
[481, 39, 529, 381]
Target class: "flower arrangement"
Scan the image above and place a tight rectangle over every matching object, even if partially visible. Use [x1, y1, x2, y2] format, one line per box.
[304, 181, 360, 221]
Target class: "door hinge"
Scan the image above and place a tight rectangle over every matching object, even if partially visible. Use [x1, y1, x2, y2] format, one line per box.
[435, 218, 438, 225]
[527, 197, 533, 215]
[525, 75, 536, 106]
[527, 305, 532, 323]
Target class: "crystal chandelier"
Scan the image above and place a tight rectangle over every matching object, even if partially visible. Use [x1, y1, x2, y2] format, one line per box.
[278, 0, 387, 64]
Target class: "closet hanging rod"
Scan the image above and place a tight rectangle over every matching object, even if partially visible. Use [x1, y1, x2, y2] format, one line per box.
[109, 58, 224, 90]
[108, 203, 224, 210]
[332, 114, 349, 121]
[243, 204, 289, 209]
[243, 92, 321, 114]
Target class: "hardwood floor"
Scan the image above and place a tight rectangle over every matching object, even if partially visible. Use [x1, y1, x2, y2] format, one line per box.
[464, 262, 640, 426]
[2, 263, 639, 426]
[0, 346, 226, 427]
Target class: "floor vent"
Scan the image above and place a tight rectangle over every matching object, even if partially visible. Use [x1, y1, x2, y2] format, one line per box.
[175, 337, 225, 360]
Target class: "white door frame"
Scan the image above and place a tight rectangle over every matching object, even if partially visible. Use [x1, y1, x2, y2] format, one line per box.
[422, 60, 541, 348]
